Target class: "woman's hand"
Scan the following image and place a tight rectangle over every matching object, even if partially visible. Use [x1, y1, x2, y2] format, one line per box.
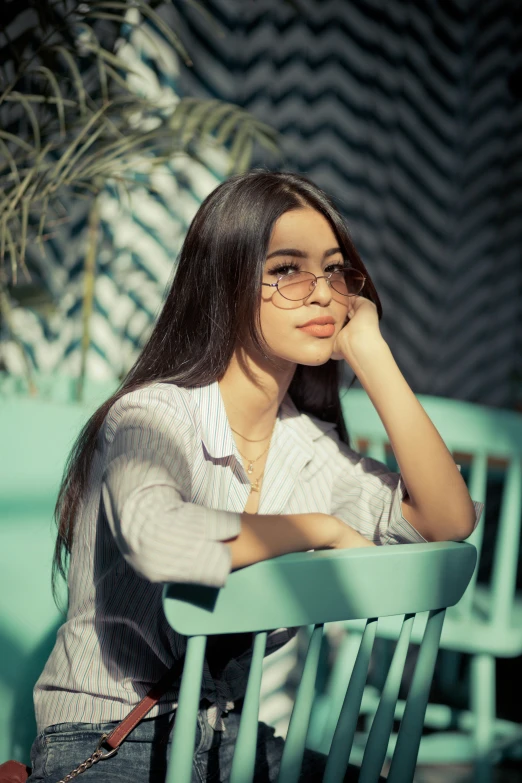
[331, 296, 381, 361]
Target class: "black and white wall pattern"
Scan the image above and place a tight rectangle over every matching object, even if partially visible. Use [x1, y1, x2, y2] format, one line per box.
[175, 0, 522, 408]
[3, 0, 521, 408]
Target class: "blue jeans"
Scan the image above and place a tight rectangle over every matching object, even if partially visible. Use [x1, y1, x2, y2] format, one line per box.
[26, 706, 372, 782]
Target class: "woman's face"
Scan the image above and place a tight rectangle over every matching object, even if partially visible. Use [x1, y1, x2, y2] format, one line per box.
[258, 207, 351, 367]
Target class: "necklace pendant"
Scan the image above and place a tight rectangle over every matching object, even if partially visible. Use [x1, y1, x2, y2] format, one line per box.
[247, 462, 254, 474]
[251, 479, 260, 492]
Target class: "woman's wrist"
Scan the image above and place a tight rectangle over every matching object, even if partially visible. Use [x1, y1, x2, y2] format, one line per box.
[341, 333, 390, 378]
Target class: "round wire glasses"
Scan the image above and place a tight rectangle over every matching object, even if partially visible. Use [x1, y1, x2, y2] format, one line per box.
[261, 268, 366, 301]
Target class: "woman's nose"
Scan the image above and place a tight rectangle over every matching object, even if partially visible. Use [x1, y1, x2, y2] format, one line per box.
[306, 275, 332, 306]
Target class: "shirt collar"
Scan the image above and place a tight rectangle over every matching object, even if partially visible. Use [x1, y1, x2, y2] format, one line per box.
[190, 381, 237, 459]
[190, 381, 337, 460]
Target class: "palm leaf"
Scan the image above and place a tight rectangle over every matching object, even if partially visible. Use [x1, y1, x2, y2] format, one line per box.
[0, 0, 281, 390]
[34, 65, 67, 137]
[51, 45, 88, 117]
[10, 92, 41, 151]
[0, 139, 21, 187]
[87, 1, 193, 66]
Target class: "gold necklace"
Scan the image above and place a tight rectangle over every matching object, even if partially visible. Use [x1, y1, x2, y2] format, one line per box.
[230, 426, 272, 444]
[234, 423, 276, 492]
[235, 440, 271, 477]
[247, 469, 263, 493]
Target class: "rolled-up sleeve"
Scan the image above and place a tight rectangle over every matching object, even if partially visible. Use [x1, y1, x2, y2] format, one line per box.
[330, 440, 484, 545]
[330, 443, 425, 544]
[100, 390, 241, 587]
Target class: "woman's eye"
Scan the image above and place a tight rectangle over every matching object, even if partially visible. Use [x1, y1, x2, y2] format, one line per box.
[268, 263, 300, 276]
[325, 262, 347, 273]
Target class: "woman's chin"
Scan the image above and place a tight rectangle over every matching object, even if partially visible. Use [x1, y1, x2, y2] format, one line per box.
[294, 346, 337, 367]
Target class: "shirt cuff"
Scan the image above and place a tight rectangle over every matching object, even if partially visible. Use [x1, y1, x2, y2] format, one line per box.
[383, 475, 429, 544]
[190, 539, 235, 588]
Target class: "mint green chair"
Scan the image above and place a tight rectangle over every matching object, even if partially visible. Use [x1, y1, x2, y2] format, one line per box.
[315, 388, 522, 779]
[0, 375, 478, 781]
[163, 542, 476, 783]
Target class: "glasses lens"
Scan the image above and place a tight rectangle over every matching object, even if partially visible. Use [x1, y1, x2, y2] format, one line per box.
[330, 270, 365, 297]
[277, 271, 317, 301]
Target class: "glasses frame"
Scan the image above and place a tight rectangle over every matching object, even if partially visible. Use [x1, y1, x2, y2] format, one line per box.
[261, 269, 367, 302]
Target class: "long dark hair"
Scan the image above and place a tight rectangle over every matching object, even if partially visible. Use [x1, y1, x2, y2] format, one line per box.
[53, 170, 382, 591]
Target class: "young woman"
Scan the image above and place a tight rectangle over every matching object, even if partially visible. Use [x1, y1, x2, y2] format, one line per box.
[27, 170, 480, 782]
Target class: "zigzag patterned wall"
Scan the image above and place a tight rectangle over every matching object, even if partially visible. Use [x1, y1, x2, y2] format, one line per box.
[3, 0, 521, 405]
[175, 0, 522, 408]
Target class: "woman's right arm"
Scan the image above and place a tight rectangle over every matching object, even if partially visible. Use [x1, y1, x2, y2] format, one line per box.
[227, 512, 376, 571]
[101, 388, 373, 588]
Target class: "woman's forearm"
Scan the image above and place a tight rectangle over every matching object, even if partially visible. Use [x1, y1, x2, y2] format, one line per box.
[226, 512, 374, 570]
[344, 334, 476, 542]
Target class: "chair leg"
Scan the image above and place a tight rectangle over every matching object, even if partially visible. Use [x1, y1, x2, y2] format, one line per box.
[470, 653, 496, 783]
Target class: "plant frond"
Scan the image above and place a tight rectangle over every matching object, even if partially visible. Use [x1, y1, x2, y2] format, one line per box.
[200, 100, 235, 138]
[89, 1, 192, 65]
[234, 135, 253, 175]
[34, 65, 66, 137]
[37, 194, 50, 247]
[227, 123, 251, 174]
[180, 101, 218, 146]
[20, 199, 30, 274]
[0, 131, 35, 155]
[0, 216, 6, 269]
[52, 123, 107, 192]
[0, 139, 21, 187]
[0, 1, 281, 283]
[99, 61, 138, 94]
[1, 160, 39, 221]
[214, 107, 245, 146]
[3, 92, 78, 108]
[10, 92, 41, 151]
[75, 21, 141, 76]
[52, 45, 87, 116]
[42, 103, 113, 196]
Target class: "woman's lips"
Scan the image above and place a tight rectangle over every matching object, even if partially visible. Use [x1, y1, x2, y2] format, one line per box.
[298, 323, 336, 337]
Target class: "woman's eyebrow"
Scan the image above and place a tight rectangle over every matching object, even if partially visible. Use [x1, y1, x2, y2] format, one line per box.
[266, 247, 342, 260]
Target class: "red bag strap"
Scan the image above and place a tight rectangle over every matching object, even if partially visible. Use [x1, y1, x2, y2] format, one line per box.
[103, 660, 183, 750]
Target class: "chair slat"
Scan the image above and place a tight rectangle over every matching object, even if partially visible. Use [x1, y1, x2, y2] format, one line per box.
[358, 614, 415, 783]
[490, 457, 522, 627]
[386, 608, 446, 783]
[229, 631, 267, 783]
[166, 635, 207, 783]
[323, 618, 378, 783]
[307, 628, 362, 753]
[277, 624, 324, 783]
[453, 452, 487, 618]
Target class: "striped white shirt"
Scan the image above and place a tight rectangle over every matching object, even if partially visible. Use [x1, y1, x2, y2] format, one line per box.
[34, 381, 481, 732]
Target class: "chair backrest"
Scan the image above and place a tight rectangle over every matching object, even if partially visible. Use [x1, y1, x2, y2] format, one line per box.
[0, 379, 110, 761]
[163, 541, 477, 783]
[340, 389, 522, 631]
